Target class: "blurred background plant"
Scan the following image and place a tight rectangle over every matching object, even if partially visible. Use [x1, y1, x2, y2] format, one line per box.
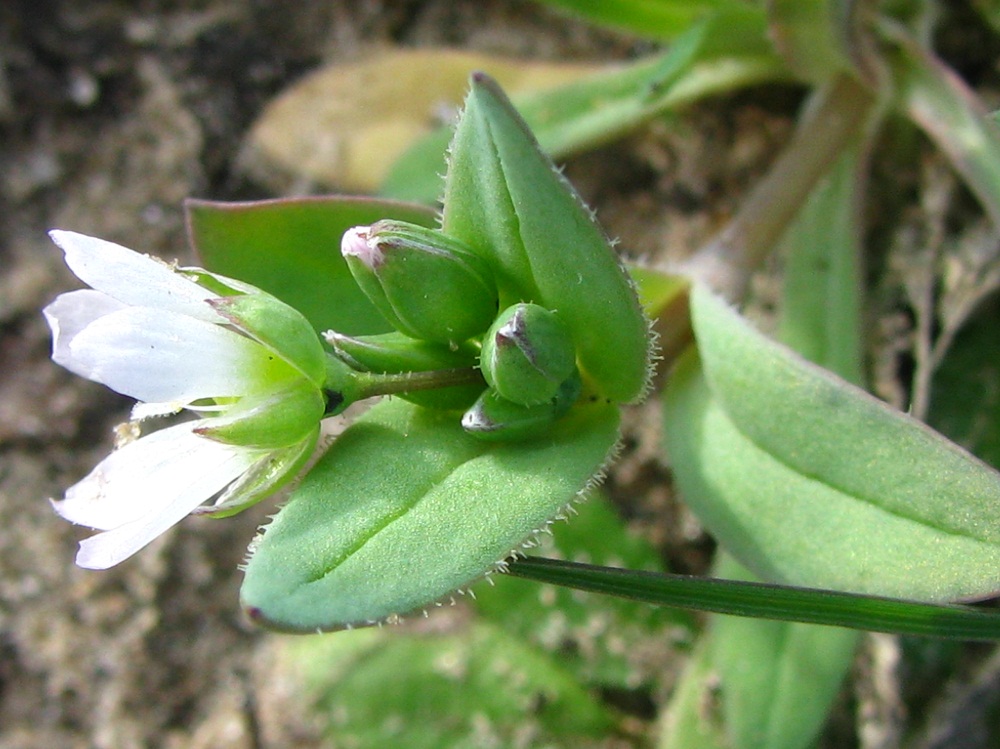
[4, 1, 1000, 747]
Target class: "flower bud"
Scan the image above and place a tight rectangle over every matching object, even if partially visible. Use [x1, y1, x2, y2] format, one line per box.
[480, 303, 577, 406]
[341, 220, 498, 345]
[462, 371, 581, 442]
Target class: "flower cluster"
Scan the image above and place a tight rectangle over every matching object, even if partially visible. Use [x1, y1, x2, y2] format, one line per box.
[339, 220, 585, 440]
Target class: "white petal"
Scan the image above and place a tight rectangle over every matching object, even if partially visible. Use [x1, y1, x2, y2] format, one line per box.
[43, 290, 127, 369]
[53, 423, 268, 569]
[66, 306, 292, 404]
[49, 230, 223, 322]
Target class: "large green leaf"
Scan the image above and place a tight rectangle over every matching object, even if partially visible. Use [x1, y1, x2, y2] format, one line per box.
[662, 284, 1000, 600]
[185, 196, 435, 335]
[240, 397, 620, 631]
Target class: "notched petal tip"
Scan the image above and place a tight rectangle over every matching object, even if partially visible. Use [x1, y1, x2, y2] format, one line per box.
[73, 542, 121, 571]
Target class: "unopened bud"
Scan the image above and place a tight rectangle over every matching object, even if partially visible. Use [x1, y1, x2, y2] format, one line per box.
[461, 372, 581, 442]
[326, 330, 477, 373]
[480, 303, 577, 406]
[341, 220, 498, 344]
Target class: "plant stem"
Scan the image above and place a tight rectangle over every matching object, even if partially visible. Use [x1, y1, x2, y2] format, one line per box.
[675, 72, 875, 302]
[354, 367, 484, 399]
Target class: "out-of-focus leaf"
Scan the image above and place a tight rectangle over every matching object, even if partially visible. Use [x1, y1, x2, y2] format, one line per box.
[657, 635, 728, 749]
[778, 146, 864, 384]
[660, 557, 857, 749]
[385, 23, 788, 203]
[928, 295, 1000, 469]
[766, 0, 858, 82]
[886, 22, 1000, 232]
[661, 143, 866, 749]
[532, 0, 761, 40]
[662, 284, 1000, 601]
[185, 196, 435, 335]
[972, 0, 1000, 34]
[245, 49, 602, 194]
[703, 556, 858, 749]
[241, 397, 620, 632]
[284, 622, 615, 749]
[475, 494, 692, 688]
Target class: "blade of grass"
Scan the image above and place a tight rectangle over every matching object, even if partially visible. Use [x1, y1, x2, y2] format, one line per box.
[530, 0, 758, 41]
[508, 556, 1000, 641]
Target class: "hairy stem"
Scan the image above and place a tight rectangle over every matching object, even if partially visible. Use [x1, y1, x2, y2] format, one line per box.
[355, 367, 484, 398]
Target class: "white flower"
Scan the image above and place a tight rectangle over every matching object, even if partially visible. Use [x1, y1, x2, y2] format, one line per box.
[44, 230, 327, 569]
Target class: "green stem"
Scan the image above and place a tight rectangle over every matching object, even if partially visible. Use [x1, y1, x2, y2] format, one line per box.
[675, 72, 874, 302]
[354, 367, 484, 399]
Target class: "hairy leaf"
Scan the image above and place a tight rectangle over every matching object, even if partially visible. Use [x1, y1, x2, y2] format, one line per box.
[662, 284, 1000, 600]
[241, 397, 619, 631]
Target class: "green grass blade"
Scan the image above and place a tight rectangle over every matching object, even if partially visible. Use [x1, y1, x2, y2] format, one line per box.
[508, 556, 1000, 641]
[531, 0, 758, 40]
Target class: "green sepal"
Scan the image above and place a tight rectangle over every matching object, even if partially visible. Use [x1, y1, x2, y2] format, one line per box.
[209, 292, 327, 388]
[480, 303, 577, 406]
[240, 396, 620, 631]
[461, 372, 582, 442]
[326, 330, 483, 411]
[195, 380, 325, 449]
[442, 73, 653, 404]
[198, 431, 319, 518]
[341, 220, 498, 344]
